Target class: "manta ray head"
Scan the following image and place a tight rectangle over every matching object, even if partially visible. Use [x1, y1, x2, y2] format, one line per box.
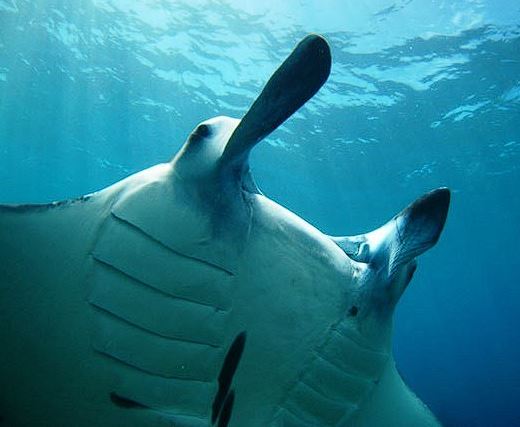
[171, 115, 265, 200]
[170, 34, 331, 200]
[105, 35, 331, 280]
[332, 187, 451, 349]
[172, 116, 239, 181]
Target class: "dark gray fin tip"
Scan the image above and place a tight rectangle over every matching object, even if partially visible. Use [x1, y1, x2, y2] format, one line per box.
[386, 187, 450, 276]
[212, 331, 246, 424]
[217, 390, 235, 427]
[399, 187, 451, 245]
[0, 194, 93, 213]
[110, 392, 149, 409]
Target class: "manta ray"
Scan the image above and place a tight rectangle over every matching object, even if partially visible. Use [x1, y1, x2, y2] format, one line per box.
[0, 35, 449, 427]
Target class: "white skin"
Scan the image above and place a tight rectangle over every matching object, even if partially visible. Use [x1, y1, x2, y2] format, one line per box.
[0, 35, 448, 427]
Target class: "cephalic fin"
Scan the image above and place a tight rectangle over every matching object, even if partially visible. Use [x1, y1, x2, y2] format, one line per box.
[220, 34, 331, 176]
[332, 188, 450, 277]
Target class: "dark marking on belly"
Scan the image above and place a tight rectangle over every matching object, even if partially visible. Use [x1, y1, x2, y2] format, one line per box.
[212, 331, 246, 424]
[217, 390, 235, 427]
[110, 392, 149, 409]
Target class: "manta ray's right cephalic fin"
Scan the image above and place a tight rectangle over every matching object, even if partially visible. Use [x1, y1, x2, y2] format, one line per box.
[332, 187, 451, 279]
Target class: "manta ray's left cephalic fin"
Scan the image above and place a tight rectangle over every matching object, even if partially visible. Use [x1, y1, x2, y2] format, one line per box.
[220, 34, 331, 178]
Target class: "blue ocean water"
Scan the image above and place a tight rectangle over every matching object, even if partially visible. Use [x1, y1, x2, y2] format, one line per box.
[0, 0, 519, 426]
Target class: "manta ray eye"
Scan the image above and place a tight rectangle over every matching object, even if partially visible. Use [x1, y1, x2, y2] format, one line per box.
[195, 123, 211, 137]
[348, 305, 359, 317]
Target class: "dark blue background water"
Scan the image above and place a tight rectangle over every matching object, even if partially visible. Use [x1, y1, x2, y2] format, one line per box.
[1, 1, 519, 426]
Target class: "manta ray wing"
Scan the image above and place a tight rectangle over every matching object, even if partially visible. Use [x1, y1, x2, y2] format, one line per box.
[0, 186, 234, 426]
[0, 35, 333, 427]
